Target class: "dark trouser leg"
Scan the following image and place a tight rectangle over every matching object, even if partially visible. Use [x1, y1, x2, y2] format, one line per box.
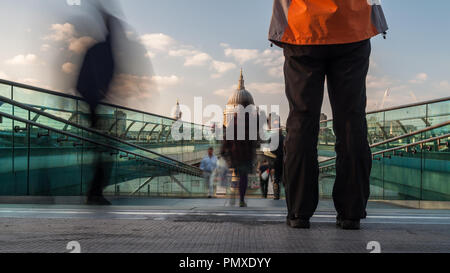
[326, 40, 372, 220]
[273, 176, 281, 199]
[260, 178, 268, 198]
[87, 155, 112, 198]
[260, 178, 264, 196]
[283, 45, 326, 220]
[239, 173, 248, 202]
[89, 103, 99, 129]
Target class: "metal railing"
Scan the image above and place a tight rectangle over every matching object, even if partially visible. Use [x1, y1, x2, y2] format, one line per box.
[319, 120, 450, 165]
[0, 79, 214, 147]
[0, 111, 202, 177]
[0, 79, 208, 127]
[319, 96, 450, 124]
[0, 95, 203, 176]
[320, 132, 450, 172]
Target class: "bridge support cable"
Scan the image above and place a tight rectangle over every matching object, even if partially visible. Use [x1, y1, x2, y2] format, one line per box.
[132, 177, 155, 195]
[319, 132, 450, 172]
[319, 120, 450, 166]
[170, 175, 191, 194]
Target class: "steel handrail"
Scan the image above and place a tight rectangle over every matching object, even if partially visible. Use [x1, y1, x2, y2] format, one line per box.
[318, 97, 450, 124]
[0, 79, 211, 129]
[0, 111, 203, 177]
[319, 120, 450, 165]
[0, 95, 202, 174]
[319, 133, 450, 171]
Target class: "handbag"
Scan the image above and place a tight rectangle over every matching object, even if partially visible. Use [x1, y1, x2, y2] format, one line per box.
[261, 169, 269, 181]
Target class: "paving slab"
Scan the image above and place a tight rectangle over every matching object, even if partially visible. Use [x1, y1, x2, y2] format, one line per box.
[0, 199, 449, 253]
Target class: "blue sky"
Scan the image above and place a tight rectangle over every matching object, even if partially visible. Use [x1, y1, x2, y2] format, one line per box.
[0, 0, 449, 123]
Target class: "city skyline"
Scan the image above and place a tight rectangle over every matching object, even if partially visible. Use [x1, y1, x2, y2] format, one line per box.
[0, 0, 449, 124]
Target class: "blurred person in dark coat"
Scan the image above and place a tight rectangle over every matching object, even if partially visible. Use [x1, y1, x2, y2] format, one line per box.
[76, 8, 119, 205]
[221, 111, 257, 208]
[77, 12, 115, 128]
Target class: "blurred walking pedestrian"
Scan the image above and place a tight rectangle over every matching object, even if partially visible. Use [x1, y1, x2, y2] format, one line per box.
[76, 7, 121, 205]
[258, 159, 270, 198]
[221, 112, 257, 208]
[200, 147, 218, 198]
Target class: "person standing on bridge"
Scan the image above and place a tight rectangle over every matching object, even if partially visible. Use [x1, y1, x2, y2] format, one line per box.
[269, 0, 388, 229]
[200, 147, 218, 198]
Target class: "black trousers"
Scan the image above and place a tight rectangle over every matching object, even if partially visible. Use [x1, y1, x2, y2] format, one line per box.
[283, 39, 372, 221]
[260, 177, 269, 198]
[273, 175, 281, 199]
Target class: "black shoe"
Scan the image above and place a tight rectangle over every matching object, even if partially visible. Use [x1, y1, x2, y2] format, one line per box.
[286, 218, 310, 229]
[208, 196, 212, 199]
[86, 196, 111, 206]
[341, 220, 361, 230]
[336, 216, 342, 227]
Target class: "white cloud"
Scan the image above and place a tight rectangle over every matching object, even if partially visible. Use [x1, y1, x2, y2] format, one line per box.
[0, 71, 7, 79]
[214, 81, 285, 99]
[105, 74, 161, 113]
[211, 61, 236, 78]
[363, 72, 438, 111]
[138, 33, 239, 77]
[109, 74, 159, 100]
[44, 23, 95, 55]
[140, 33, 176, 52]
[212, 61, 236, 74]
[41, 44, 51, 52]
[214, 85, 236, 98]
[366, 75, 393, 89]
[224, 48, 259, 64]
[247, 82, 285, 95]
[256, 49, 284, 67]
[184, 52, 212, 67]
[169, 49, 213, 67]
[62, 62, 76, 74]
[152, 75, 181, 90]
[438, 80, 450, 90]
[21, 78, 41, 86]
[168, 49, 198, 57]
[268, 67, 283, 78]
[45, 23, 76, 42]
[409, 73, 428, 84]
[5, 54, 38, 65]
[138, 33, 241, 77]
[68, 36, 96, 54]
[222, 44, 284, 78]
[365, 79, 413, 111]
[146, 51, 156, 58]
[214, 88, 231, 97]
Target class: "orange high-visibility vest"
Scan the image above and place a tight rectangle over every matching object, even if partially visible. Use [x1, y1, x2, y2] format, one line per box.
[269, 0, 388, 46]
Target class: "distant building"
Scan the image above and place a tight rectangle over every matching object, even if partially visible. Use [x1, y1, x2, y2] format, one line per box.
[94, 110, 127, 136]
[320, 113, 328, 128]
[173, 99, 182, 120]
[223, 69, 256, 127]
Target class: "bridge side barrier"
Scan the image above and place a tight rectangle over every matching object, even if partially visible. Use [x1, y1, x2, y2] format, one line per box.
[0, 111, 204, 196]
